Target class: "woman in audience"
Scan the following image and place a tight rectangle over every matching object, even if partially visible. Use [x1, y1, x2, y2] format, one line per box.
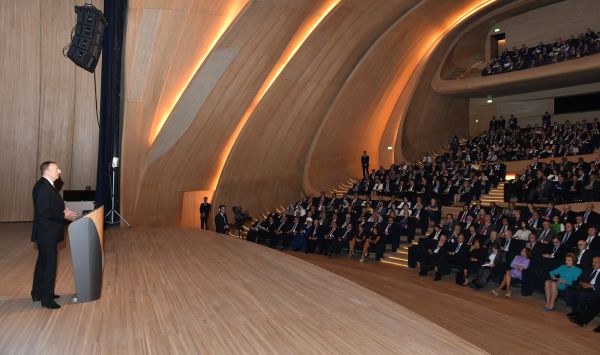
[550, 215, 564, 233]
[483, 230, 499, 249]
[543, 253, 582, 311]
[462, 239, 485, 286]
[349, 224, 367, 257]
[514, 220, 531, 241]
[492, 247, 531, 298]
[361, 227, 383, 262]
[471, 243, 505, 290]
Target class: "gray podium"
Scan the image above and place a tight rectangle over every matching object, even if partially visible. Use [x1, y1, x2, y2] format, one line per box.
[68, 206, 104, 303]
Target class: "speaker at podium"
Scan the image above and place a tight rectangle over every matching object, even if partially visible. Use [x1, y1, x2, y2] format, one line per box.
[68, 206, 105, 303]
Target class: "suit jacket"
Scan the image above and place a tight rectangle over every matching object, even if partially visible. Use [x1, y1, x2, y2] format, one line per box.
[537, 228, 557, 244]
[449, 243, 469, 266]
[559, 230, 578, 249]
[215, 213, 229, 234]
[31, 177, 65, 244]
[585, 235, 600, 251]
[544, 243, 567, 260]
[580, 211, 600, 226]
[540, 207, 560, 220]
[199, 202, 211, 216]
[576, 249, 593, 269]
[576, 268, 600, 290]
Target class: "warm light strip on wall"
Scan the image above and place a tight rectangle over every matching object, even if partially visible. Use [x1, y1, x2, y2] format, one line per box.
[387, 0, 496, 159]
[210, 0, 341, 191]
[148, 1, 249, 145]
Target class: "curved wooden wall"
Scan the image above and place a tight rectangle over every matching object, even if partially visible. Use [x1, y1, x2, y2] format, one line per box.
[0, 0, 100, 222]
[122, 0, 587, 227]
[213, 0, 424, 216]
[302, 0, 495, 194]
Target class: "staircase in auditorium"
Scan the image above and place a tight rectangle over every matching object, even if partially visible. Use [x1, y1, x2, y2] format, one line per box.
[480, 181, 506, 205]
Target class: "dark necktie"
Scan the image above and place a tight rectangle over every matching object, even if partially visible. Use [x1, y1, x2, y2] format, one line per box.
[562, 232, 570, 244]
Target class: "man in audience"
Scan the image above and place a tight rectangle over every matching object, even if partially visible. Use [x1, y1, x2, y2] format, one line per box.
[215, 205, 230, 235]
[566, 256, 600, 326]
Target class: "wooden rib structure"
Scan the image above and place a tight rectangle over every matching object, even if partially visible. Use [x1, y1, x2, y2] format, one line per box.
[0, 224, 484, 354]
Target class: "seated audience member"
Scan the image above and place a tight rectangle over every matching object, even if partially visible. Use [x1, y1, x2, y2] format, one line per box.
[471, 243, 505, 289]
[419, 235, 449, 280]
[382, 216, 400, 252]
[499, 230, 520, 264]
[565, 256, 600, 326]
[465, 224, 480, 246]
[537, 220, 556, 244]
[492, 247, 531, 298]
[543, 253, 582, 311]
[320, 221, 339, 256]
[541, 237, 568, 264]
[443, 234, 469, 281]
[292, 218, 312, 252]
[362, 227, 385, 262]
[514, 220, 531, 241]
[331, 223, 354, 255]
[559, 222, 577, 250]
[349, 224, 367, 257]
[584, 226, 600, 251]
[575, 240, 594, 270]
[461, 239, 486, 286]
[408, 225, 442, 268]
[550, 215, 564, 233]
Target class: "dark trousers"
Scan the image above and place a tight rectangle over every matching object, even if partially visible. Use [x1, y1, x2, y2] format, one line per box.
[362, 165, 368, 178]
[306, 238, 318, 253]
[565, 287, 598, 314]
[200, 216, 209, 230]
[373, 240, 385, 260]
[31, 241, 58, 302]
[320, 238, 333, 255]
[389, 233, 400, 252]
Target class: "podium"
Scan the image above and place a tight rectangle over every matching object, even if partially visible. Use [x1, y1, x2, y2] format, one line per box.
[68, 206, 104, 303]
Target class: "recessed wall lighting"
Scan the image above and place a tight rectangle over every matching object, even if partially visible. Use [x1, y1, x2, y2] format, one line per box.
[387, 146, 393, 150]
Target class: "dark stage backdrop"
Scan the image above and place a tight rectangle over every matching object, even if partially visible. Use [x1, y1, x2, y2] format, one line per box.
[96, 0, 127, 221]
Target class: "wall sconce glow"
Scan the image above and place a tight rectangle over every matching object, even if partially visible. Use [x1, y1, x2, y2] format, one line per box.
[387, 146, 393, 150]
[475, 119, 479, 123]
[487, 98, 493, 104]
[494, 27, 500, 33]
[211, 0, 341, 191]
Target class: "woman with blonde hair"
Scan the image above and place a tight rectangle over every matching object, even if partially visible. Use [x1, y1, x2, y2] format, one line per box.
[543, 253, 582, 311]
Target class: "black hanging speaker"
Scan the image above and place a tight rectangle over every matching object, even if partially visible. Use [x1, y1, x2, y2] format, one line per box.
[65, 4, 107, 73]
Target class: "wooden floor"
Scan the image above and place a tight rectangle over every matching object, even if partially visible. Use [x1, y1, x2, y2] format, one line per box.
[286, 251, 600, 354]
[0, 224, 484, 354]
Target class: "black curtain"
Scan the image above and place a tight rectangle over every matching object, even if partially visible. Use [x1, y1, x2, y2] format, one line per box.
[95, 0, 127, 219]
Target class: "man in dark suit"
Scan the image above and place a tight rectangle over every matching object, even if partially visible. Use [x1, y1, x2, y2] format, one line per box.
[419, 235, 449, 279]
[581, 204, 600, 226]
[540, 203, 559, 221]
[566, 257, 600, 324]
[199, 197, 211, 230]
[361, 151, 369, 178]
[31, 161, 78, 309]
[215, 205, 230, 234]
[575, 241, 594, 270]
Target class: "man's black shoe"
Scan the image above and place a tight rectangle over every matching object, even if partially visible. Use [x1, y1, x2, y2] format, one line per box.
[32, 294, 59, 302]
[41, 300, 61, 309]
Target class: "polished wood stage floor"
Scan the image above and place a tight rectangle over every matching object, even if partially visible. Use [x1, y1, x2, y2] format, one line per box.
[0, 223, 484, 354]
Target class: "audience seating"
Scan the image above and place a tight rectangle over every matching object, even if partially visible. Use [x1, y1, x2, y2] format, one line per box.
[482, 28, 600, 76]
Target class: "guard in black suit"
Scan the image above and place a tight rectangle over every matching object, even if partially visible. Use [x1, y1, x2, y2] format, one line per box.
[31, 161, 78, 309]
[361, 151, 369, 178]
[215, 205, 230, 234]
[199, 197, 211, 230]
